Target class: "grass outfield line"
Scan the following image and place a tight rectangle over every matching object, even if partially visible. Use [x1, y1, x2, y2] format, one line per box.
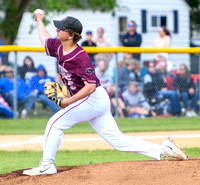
[0, 117, 200, 135]
[0, 148, 200, 174]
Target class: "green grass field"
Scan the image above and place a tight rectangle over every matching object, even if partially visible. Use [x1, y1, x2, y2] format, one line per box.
[1, 148, 200, 174]
[0, 117, 200, 135]
[0, 117, 200, 175]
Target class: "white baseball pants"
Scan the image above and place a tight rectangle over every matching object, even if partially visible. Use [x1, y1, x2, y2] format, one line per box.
[41, 86, 162, 165]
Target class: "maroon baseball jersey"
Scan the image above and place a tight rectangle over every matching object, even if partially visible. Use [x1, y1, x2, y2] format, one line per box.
[45, 38, 100, 95]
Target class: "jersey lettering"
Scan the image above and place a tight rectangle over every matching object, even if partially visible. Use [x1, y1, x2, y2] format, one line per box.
[59, 65, 77, 90]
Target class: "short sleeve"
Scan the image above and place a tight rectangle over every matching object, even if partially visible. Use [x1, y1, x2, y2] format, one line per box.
[76, 54, 98, 84]
[45, 38, 62, 57]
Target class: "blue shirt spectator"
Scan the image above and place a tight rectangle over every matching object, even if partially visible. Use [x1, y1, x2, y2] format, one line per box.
[30, 65, 54, 93]
[0, 66, 36, 118]
[0, 76, 31, 100]
[30, 64, 60, 113]
[122, 21, 142, 60]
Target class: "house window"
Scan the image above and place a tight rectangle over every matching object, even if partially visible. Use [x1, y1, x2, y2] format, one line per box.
[160, 16, 167, 26]
[148, 10, 178, 33]
[151, 16, 157, 27]
[119, 17, 127, 42]
[150, 15, 167, 28]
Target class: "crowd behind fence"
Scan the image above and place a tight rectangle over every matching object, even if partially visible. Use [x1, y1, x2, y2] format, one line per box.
[0, 46, 200, 119]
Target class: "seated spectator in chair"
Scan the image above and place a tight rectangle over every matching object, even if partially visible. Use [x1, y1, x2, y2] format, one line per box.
[118, 58, 140, 92]
[0, 58, 14, 78]
[156, 60, 174, 90]
[173, 64, 198, 117]
[30, 64, 60, 113]
[0, 67, 37, 118]
[18, 56, 36, 80]
[144, 61, 181, 116]
[95, 59, 113, 89]
[122, 81, 155, 118]
[156, 53, 174, 74]
[118, 53, 133, 69]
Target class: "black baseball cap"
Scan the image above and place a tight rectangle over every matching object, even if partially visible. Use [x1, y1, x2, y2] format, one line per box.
[53, 16, 83, 34]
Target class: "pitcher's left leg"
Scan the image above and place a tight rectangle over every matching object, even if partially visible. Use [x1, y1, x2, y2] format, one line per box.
[89, 110, 162, 160]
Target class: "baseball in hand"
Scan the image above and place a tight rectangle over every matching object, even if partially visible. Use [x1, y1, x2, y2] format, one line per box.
[34, 9, 44, 15]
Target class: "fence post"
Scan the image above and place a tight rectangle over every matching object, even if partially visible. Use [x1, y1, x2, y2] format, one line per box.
[114, 53, 119, 117]
[198, 54, 200, 116]
[14, 52, 18, 120]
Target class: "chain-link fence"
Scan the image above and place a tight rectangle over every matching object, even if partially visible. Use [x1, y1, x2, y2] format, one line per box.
[0, 47, 200, 119]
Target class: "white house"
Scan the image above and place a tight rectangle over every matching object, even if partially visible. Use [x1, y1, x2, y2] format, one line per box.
[10, 0, 190, 76]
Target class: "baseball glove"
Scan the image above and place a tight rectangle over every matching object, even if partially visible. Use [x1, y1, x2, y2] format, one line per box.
[44, 82, 69, 108]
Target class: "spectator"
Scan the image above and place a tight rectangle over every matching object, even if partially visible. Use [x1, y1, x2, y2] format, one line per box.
[0, 94, 14, 118]
[95, 59, 113, 89]
[55, 60, 61, 83]
[153, 26, 171, 60]
[156, 60, 174, 90]
[30, 64, 60, 113]
[81, 31, 97, 67]
[173, 64, 198, 117]
[118, 58, 140, 92]
[122, 81, 155, 118]
[106, 84, 127, 117]
[118, 53, 133, 69]
[94, 27, 113, 64]
[0, 38, 2, 65]
[122, 20, 142, 61]
[0, 66, 37, 118]
[18, 56, 37, 80]
[0, 42, 14, 78]
[0, 61, 8, 78]
[144, 61, 181, 116]
[156, 53, 174, 73]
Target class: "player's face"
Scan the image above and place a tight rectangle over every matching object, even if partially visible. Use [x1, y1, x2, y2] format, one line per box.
[25, 58, 32, 68]
[38, 69, 45, 77]
[98, 60, 107, 72]
[148, 63, 156, 74]
[5, 68, 14, 78]
[86, 33, 92, 41]
[129, 84, 137, 94]
[56, 29, 73, 41]
[180, 65, 186, 76]
[128, 22, 136, 32]
[97, 28, 103, 38]
[159, 28, 165, 37]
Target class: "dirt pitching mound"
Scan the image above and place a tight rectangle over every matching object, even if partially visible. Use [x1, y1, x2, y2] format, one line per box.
[1, 158, 200, 185]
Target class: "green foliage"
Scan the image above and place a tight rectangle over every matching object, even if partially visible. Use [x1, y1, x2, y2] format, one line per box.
[0, 0, 116, 44]
[0, 148, 199, 174]
[0, 117, 200, 135]
[185, 0, 200, 33]
[185, 0, 199, 8]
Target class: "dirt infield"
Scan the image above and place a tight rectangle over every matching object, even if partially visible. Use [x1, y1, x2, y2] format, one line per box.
[1, 130, 200, 151]
[0, 158, 200, 185]
[1, 131, 200, 184]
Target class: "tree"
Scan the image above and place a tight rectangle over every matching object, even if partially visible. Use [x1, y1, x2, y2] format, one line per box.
[185, 0, 200, 37]
[0, 0, 116, 45]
